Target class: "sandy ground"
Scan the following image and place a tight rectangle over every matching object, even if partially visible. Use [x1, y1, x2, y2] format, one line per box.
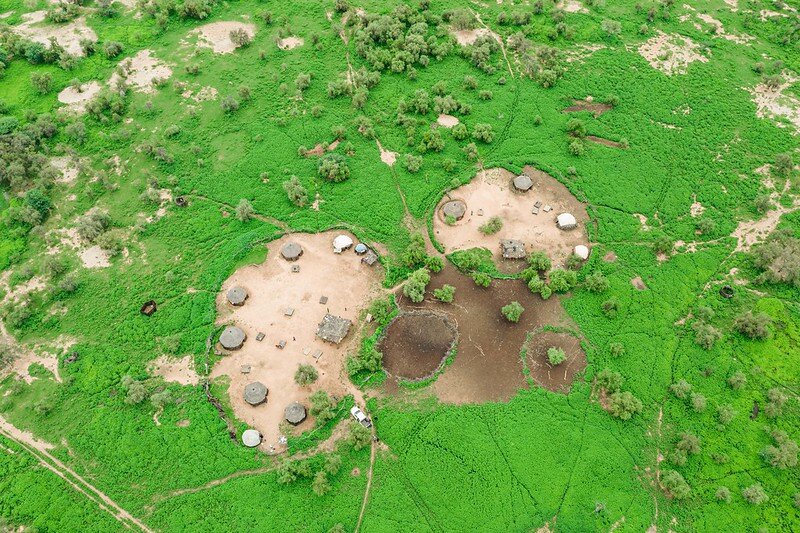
[277, 36, 304, 50]
[149, 355, 200, 386]
[57, 81, 102, 115]
[451, 27, 500, 46]
[564, 43, 606, 64]
[50, 156, 80, 184]
[0, 11, 12, 19]
[181, 85, 218, 102]
[732, 179, 800, 251]
[212, 231, 383, 450]
[109, 50, 172, 94]
[433, 167, 590, 269]
[376, 140, 397, 166]
[190, 22, 256, 54]
[746, 71, 800, 133]
[79, 245, 110, 268]
[436, 114, 460, 128]
[638, 31, 707, 76]
[557, 0, 588, 14]
[14, 11, 97, 57]
[690, 195, 705, 217]
[694, 13, 752, 44]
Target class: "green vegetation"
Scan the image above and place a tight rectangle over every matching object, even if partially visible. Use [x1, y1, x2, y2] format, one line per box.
[547, 347, 566, 366]
[501, 301, 524, 323]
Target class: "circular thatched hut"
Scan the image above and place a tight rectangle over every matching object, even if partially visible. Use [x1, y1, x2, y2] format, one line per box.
[220, 326, 246, 350]
[241, 429, 262, 447]
[243, 382, 268, 406]
[513, 175, 533, 192]
[227, 286, 248, 306]
[442, 200, 466, 221]
[281, 242, 303, 261]
[284, 402, 307, 425]
[556, 213, 577, 230]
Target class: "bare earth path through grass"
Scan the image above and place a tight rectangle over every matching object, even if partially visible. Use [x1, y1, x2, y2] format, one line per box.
[354, 425, 378, 533]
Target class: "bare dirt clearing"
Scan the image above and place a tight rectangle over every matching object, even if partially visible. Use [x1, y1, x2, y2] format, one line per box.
[79, 245, 110, 269]
[57, 81, 102, 114]
[149, 355, 200, 386]
[525, 331, 587, 392]
[110, 50, 172, 93]
[557, 0, 588, 14]
[563, 98, 612, 117]
[638, 32, 708, 75]
[376, 140, 397, 166]
[436, 114, 460, 128]
[451, 27, 500, 46]
[14, 11, 97, 57]
[746, 71, 800, 133]
[212, 232, 383, 449]
[433, 167, 589, 270]
[50, 156, 80, 184]
[190, 22, 256, 54]
[380, 311, 457, 380]
[277, 36, 304, 50]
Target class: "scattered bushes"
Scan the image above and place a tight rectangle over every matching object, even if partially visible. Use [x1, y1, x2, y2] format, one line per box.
[501, 301, 524, 322]
[294, 364, 319, 386]
[318, 153, 350, 182]
[753, 234, 800, 287]
[760, 428, 798, 469]
[733, 311, 771, 339]
[478, 216, 503, 235]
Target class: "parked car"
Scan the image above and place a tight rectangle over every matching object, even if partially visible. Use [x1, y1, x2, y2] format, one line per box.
[350, 406, 372, 428]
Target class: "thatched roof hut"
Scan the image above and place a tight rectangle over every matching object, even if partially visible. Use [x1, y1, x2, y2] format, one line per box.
[333, 234, 354, 253]
[500, 239, 526, 259]
[243, 381, 268, 406]
[281, 242, 303, 261]
[316, 314, 352, 344]
[284, 402, 307, 425]
[220, 326, 246, 350]
[513, 175, 533, 192]
[442, 200, 466, 221]
[227, 286, 248, 306]
[241, 429, 262, 447]
[556, 213, 577, 230]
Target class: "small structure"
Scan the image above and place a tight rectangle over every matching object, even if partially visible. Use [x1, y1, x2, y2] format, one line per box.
[284, 307, 295, 317]
[354, 243, 368, 255]
[240, 364, 251, 374]
[255, 332, 265, 342]
[316, 314, 352, 344]
[556, 213, 577, 230]
[243, 382, 268, 406]
[140, 300, 157, 316]
[241, 429, 262, 447]
[319, 296, 329, 304]
[291, 265, 300, 273]
[500, 239, 527, 260]
[442, 200, 466, 221]
[175, 196, 188, 207]
[227, 286, 248, 306]
[333, 234, 354, 253]
[284, 402, 307, 425]
[362, 250, 378, 266]
[720, 285, 734, 299]
[574, 245, 590, 260]
[220, 326, 246, 350]
[281, 242, 303, 261]
[513, 174, 533, 192]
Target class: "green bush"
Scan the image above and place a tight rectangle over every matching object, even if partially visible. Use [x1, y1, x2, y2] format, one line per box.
[403, 268, 430, 303]
[478, 216, 503, 235]
[547, 347, 566, 365]
[433, 284, 455, 303]
[294, 364, 319, 386]
[501, 301, 524, 322]
[549, 269, 578, 293]
[318, 153, 350, 182]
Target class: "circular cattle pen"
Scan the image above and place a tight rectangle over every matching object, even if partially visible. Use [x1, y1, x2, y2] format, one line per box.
[380, 311, 457, 381]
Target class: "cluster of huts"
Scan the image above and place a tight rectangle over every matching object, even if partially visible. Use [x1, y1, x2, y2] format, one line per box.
[222, 234, 371, 448]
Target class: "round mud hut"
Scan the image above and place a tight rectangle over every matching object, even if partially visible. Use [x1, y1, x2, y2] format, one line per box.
[227, 286, 248, 306]
[281, 242, 303, 261]
[442, 200, 466, 221]
[241, 429, 262, 448]
[513, 175, 533, 192]
[556, 213, 578, 230]
[284, 402, 307, 425]
[220, 326, 246, 350]
[333, 234, 354, 253]
[243, 381, 268, 406]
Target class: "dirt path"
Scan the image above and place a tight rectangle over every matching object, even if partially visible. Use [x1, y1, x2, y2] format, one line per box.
[354, 425, 377, 533]
[0, 416, 152, 532]
[471, 10, 514, 79]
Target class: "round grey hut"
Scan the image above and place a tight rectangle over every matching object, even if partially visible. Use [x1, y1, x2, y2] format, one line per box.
[243, 382, 268, 406]
[513, 174, 533, 192]
[281, 242, 303, 261]
[284, 402, 307, 425]
[242, 429, 262, 447]
[442, 200, 466, 221]
[227, 286, 248, 306]
[220, 326, 246, 350]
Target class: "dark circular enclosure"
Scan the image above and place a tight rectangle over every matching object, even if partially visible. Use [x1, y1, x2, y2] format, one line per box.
[720, 285, 734, 299]
[379, 311, 457, 380]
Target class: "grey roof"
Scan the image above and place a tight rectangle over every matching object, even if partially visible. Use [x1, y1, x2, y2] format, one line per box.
[354, 243, 368, 255]
[500, 239, 527, 259]
[242, 429, 262, 447]
[281, 242, 303, 261]
[220, 326, 246, 350]
[243, 381, 268, 405]
[362, 250, 378, 266]
[284, 402, 307, 425]
[316, 314, 352, 344]
[227, 286, 248, 306]
[442, 200, 466, 220]
[513, 175, 533, 191]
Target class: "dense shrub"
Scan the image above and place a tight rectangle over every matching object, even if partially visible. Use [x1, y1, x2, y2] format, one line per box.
[547, 347, 566, 365]
[734, 311, 772, 339]
[501, 301, 524, 322]
[608, 391, 642, 420]
[283, 176, 309, 207]
[294, 364, 319, 386]
[318, 153, 350, 182]
[403, 268, 430, 303]
[433, 284, 455, 303]
[478, 216, 503, 235]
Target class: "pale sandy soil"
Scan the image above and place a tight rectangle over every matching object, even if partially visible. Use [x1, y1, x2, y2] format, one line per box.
[14, 11, 97, 57]
[149, 355, 200, 386]
[724, 0, 738, 11]
[8, 336, 75, 384]
[46, 227, 81, 256]
[0, 11, 12, 19]
[746, 72, 800, 133]
[638, 31, 708, 76]
[376, 140, 397, 166]
[50, 156, 80, 184]
[277, 36, 304, 50]
[145, 189, 173, 224]
[557, 0, 588, 14]
[451, 27, 500, 46]
[631, 277, 647, 290]
[564, 43, 605, 63]
[110, 50, 172, 94]
[212, 231, 383, 450]
[190, 21, 256, 54]
[57, 81, 102, 114]
[634, 213, 650, 230]
[690, 196, 705, 217]
[693, 13, 753, 44]
[436, 114, 459, 128]
[79, 245, 110, 268]
[760, 9, 788, 21]
[732, 186, 800, 252]
[181, 85, 218, 102]
[433, 167, 589, 269]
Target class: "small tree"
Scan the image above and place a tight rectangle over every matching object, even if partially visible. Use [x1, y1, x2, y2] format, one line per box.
[661, 470, 690, 499]
[742, 484, 768, 505]
[433, 284, 455, 303]
[501, 301, 524, 323]
[403, 268, 430, 303]
[669, 379, 692, 399]
[472, 271, 491, 287]
[230, 28, 252, 48]
[547, 347, 566, 366]
[235, 199, 254, 221]
[727, 370, 747, 390]
[601, 19, 622, 37]
[584, 271, 609, 293]
[221, 96, 240, 113]
[31, 72, 53, 95]
[347, 421, 371, 450]
[549, 269, 578, 293]
[294, 364, 319, 386]
[595, 368, 623, 392]
[715, 486, 731, 503]
[309, 390, 336, 425]
[312, 471, 331, 496]
[478, 216, 503, 235]
[717, 404, 736, 425]
[608, 391, 642, 420]
[528, 250, 551, 271]
[283, 176, 309, 207]
[472, 123, 494, 143]
[690, 392, 707, 413]
[318, 153, 350, 182]
[733, 311, 771, 340]
[402, 233, 427, 268]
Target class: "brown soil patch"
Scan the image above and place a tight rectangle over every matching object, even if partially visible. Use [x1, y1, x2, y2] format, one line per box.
[351, 467, 361, 476]
[176, 419, 190, 427]
[14, 11, 97, 57]
[563, 99, 611, 118]
[433, 167, 589, 271]
[603, 251, 617, 262]
[525, 331, 587, 393]
[638, 31, 708, 76]
[57, 81, 102, 114]
[451, 27, 500, 47]
[585, 135, 625, 148]
[391, 265, 574, 404]
[277, 36, 304, 50]
[212, 231, 383, 449]
[631, 277, 647, 290]
[190, 21, 256, 54]
[436, 114, 460, 128]
[149, 355, 200, 386]
[380, 311, 457, 380]
[110, 50, 172, 94]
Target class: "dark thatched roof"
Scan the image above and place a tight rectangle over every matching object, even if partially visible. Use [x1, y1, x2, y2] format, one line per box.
[284, 402, 307, 425]
[316, 314, 352, 344]
[243, 382, 268, 406]
[500, 239, 526, 259]
[220, 326, 246, 350]
[281, 242, 303, 261]
[227, 286, 248, 306]
[442, 200, 466, 220]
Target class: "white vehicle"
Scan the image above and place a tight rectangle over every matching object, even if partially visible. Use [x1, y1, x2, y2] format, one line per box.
[350, 406, 372, 428]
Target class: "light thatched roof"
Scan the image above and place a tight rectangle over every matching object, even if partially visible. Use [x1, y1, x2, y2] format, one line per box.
[243, 381, 268, 406]
[500, 239, 526, 259]
[242, 429, 262, 447]
[284, 402, 307, 425]
[316, 314, 352, 344]
[220, 326, 246, 350]
[227, 286, 248, 306]
[513, 175, 533, 191]
[557, 213, 577, 230]
[442, 200, 466, 220]
[333, 234, 353, 253]
[574, 245, 589, 260]
[281, 242, 303, 261]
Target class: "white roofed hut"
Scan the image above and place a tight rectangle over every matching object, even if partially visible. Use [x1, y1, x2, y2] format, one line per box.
[556, 213, 578, 230]
[574, 245, 590, 260]
[242, 429, 262, 447]
[333, 234, 354, 253]
[316, 314, 352, 344]
[284, 402, 307, 425]
[512, 174, 533, 192]
[243, 381, 268, 406]
[220, 326, 246, 350]
[280, 242, 303, 261]
[227, 286, 248, 306]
